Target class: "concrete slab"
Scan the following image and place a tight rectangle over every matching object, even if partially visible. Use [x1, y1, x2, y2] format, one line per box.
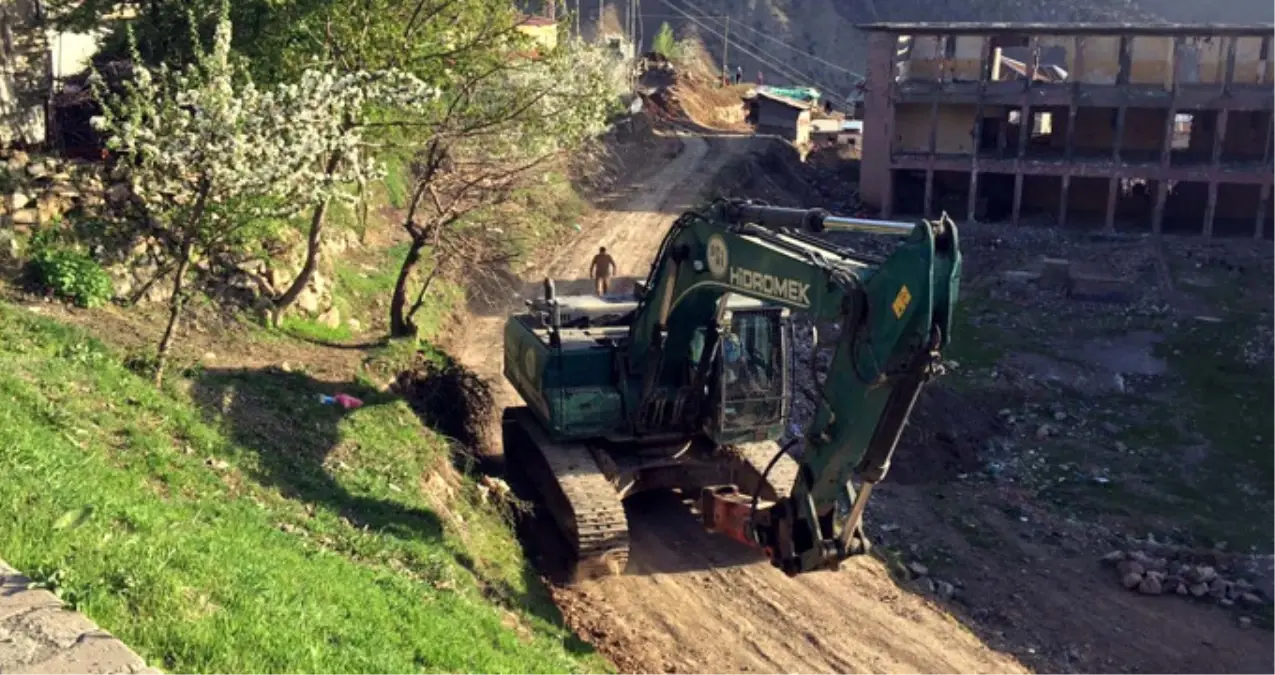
[0, 560, 159, 674]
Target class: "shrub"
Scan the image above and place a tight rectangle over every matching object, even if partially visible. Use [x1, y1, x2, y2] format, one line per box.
[30, 247, 115, 308]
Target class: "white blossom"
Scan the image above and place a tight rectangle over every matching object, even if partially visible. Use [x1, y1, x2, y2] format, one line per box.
[89, 6, 440, 234]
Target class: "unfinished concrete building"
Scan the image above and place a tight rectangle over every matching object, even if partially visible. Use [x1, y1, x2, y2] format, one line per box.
[857, 22, 1275, 238]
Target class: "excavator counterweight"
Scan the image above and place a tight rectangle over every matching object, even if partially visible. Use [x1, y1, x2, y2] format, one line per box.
[501, 198, 960, 579]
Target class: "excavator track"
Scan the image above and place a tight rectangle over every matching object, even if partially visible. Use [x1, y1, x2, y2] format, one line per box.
[504, 407, 630, 582]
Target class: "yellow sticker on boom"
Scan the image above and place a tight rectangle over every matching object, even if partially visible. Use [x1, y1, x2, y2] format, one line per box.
[891, 285, 912, 319]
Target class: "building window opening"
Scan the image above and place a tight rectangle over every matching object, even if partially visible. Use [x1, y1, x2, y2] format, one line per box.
[1032, 111, 1053, 137]
[1171, 113, 1193, 150]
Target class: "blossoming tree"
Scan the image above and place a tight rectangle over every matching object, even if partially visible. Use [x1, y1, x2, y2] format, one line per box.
[90, 1, 436, 385]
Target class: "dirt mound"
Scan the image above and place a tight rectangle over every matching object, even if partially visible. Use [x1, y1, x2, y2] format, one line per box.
[394, 353, 496, 457]
[641, 66, 751, 132]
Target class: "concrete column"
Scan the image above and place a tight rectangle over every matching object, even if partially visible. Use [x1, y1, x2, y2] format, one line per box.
[923, 169, 935, 219]
[858, 32, 900, 214]
[1112, 106, 1127, 161]
[1012, 173, 1024, 226]
[928, 100, 939, 154]
[1223, 37, 1238, 93]
[1072, 36, 1085, 91]
[967, 170, 980, 222]
[1059, 174, 1071, 227]
[1117, 36, 1132, 86]
[1256, 183, 1271, 240]
[1105, 176, 1119, 231]
[1152, 180, 1168, 236]
[1205, 110, 1229, 238]
[1203, 182, 1219, 238]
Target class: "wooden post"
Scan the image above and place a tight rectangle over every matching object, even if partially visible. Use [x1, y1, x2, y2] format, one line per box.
[1117, 35, 1132, 85]
[928, 100, 939, 155]
[1151, 180, 1168, 236]
[967, 170, 980, 222]
[1205, 109, 1229, 238]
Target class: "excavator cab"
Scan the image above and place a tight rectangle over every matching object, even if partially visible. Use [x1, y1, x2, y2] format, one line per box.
[694, 305, 792, 446]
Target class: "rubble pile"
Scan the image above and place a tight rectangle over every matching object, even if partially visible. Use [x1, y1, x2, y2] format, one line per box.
[1102, 549, 1272, 613]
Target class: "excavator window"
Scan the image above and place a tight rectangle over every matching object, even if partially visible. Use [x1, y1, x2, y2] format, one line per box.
[717, 310, 787, 435]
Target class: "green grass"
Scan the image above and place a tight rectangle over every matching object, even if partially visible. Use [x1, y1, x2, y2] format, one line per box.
[0, 303, 608, 674]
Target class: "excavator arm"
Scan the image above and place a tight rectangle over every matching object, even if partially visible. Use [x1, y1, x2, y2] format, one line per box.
[625, 199, 961, 576]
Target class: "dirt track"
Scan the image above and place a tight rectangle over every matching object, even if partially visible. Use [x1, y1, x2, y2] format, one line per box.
[450, 130, 1027, 674]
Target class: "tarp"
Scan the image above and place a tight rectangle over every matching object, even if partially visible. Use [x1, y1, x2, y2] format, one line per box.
[758, 85, 820, 104]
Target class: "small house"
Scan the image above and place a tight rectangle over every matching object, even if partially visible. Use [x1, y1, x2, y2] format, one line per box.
[746, 88, 814, 145]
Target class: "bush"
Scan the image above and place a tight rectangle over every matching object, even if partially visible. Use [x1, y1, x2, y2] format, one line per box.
[30, 247, 114, 308]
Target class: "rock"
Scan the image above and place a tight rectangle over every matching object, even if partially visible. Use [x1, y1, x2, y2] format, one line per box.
[1189, 582, 1210, 597]
[279, 361, 294, 373]
[935, 580, 955, 599]
[912, 577, 936, 594]
[1138, 575, 1163, 595]
[907, 561, 929, 577]
[1190, 565, 1218, 584]
[1175, 583, 1188, 596]
[318, 306, 341, 328]
[1053, 411, 1067, 421]
[1115, 441, 1128, 452]
[347, 318, 362, 332]
[1219, 598, 1235, 608]
[205, 457, 230, 471]
[10, 192, 31, 210]
[1101, 421, 1121, 434]
[1239, 592, 1265, 608]
[1035, 424, 1051, 440]
[0, 229, 21, 261]
[1238, 616, 1252, 629]
[1118, 560, 1146, 577]
[9, 208, 37, 225]
[26, 160, 50, 179]
[106, 183, 131, 203]
[1209, 578, 1230, 598]
[6, 150, 29, 172]
[1101, 550, 1126, 565]
[1121, 572, 1144, 589]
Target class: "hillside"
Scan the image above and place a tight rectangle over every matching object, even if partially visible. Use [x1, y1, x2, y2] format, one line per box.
[567, 0, 1274, 100]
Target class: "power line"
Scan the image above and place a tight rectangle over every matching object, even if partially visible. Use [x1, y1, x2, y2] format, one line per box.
[692, 11, 864, 80]
[659, 0, 828, 93]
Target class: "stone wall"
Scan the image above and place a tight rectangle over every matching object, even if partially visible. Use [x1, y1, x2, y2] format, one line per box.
[0, 149, 347, 315]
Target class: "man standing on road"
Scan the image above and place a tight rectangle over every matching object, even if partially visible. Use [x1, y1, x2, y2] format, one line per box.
[734, 66, 742, 85]
[589, 246, 617, 296]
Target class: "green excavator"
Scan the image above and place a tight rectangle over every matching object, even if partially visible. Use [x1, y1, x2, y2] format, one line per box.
[501, 198, 961, 578]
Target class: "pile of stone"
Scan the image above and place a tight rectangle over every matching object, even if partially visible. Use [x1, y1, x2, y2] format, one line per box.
[1102, 549, 1270, 611]
[1, 150, 116, 229]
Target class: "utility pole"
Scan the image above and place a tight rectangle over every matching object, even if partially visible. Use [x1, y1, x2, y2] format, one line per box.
[721, 15, 729, 78]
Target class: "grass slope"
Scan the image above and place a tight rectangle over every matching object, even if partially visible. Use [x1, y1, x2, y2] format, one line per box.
[0, 302, 606, 674]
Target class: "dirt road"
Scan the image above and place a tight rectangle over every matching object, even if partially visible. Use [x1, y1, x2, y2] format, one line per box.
[449, 129, 1025, 674]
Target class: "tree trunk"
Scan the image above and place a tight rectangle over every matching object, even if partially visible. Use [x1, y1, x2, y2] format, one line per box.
[154, 236, 194, 387]
[389, 236, 427, 338]
[270, 150, 341, 324]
